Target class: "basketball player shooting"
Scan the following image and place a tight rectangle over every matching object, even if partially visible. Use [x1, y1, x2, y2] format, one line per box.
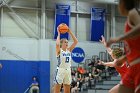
[53, 23, 78, 93]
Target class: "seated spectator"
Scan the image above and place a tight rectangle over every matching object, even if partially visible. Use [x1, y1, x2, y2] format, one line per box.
[71, 78, 79, 93]
[92, 68, 102, 82]
[71, 70, 76, 76]
[88, 59, 95, 67]
[29, 76, 39, 93]
[77, 78, 84, 92]
[0, 63, 2, 69]
[88, 73, 93, 89]
[84, 70, 89, 82]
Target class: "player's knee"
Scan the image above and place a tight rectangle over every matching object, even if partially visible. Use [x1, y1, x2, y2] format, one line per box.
[135, 88, 140, 93]
[109, 89, 113, 93]
[109, 88, 116, 93]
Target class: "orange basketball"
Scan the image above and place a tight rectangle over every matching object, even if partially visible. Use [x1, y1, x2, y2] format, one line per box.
[58, 23, 69, 34]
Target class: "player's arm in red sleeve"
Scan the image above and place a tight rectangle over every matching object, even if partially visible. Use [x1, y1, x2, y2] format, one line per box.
[106, 9, 140, 47]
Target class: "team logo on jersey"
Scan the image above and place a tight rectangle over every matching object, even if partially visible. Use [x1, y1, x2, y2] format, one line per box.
[62, 53, 71, 57]
[71, 47, 85, 63]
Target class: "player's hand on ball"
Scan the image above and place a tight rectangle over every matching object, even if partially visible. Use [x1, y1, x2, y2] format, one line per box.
[57, 27, 60, 34]
[67, 27, 71, 33]
[58, 23, 68, 34]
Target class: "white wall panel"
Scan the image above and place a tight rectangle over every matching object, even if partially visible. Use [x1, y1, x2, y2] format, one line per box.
[46, 0, 76, 11]
[0, 37, 38, 60]
[2, 8, 39, 38]
[77, 1, 106, 13]
[38, 40, 50, 60]
[105, 15, 111, 40]
[70, 14, 77, 37]
[115, 16, 126, 37]
[46, 11, 55, 39]
[77, 15, 91, 41]
[8, 0, 39, 7]
[0, 37, 50, 61]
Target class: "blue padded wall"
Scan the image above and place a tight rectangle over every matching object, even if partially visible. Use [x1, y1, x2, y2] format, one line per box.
[0, 60, 50, 93]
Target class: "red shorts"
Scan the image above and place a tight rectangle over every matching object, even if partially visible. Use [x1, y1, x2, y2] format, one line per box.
[121, 63, 140, 93]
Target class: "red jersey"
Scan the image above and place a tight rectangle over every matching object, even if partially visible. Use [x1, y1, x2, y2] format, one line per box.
[121, 16, 140, 92]
[115, 62, 128, 78]
[124, 21, 140, 64]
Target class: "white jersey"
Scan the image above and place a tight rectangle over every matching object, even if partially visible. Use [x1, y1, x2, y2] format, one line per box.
[57, 48, 71, 69]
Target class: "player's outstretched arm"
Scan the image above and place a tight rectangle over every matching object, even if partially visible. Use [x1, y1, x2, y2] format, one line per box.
[106, 9, 140, 47]
[56, 28, 61, 56]
[98, 60, 115, 67]
[114, 55, 127, 67]
[106, 25, 140, 47]
[99, 35, 112, 55]
[68, 28, 78, 52]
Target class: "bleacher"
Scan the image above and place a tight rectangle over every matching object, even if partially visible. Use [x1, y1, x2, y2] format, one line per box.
[88, 76, 121, 93]
[78, 43, 123, 93]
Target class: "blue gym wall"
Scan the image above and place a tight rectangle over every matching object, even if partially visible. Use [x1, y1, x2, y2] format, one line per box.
[0, 60, 50, 93]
